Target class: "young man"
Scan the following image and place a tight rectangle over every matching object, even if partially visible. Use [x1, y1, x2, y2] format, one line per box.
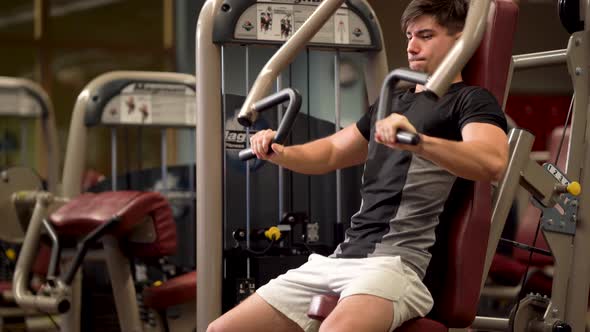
[208, 0, 508, 331]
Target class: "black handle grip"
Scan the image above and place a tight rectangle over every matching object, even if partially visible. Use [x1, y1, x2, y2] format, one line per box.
[377, 68, 435, 146]
[238, 149, 256, 161]
[239, 88, 302, 161]
[395, 131, 421, 145]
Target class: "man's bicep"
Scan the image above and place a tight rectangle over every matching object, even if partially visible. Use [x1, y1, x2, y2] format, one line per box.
[461, 122, 508, 157]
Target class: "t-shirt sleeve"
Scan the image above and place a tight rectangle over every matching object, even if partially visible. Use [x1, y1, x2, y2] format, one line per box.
[458, 88, 508, 133]
[356, 102, 376, 141]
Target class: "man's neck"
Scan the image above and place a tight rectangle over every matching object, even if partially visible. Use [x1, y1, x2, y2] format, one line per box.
[414, 74, 463, 93]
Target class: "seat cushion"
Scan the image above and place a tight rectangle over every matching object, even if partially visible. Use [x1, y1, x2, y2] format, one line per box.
[396, 318, 447, 332]
[49, 191, 176, 257]
[142, 271, 196, 310]
[307, 294, 338, 321]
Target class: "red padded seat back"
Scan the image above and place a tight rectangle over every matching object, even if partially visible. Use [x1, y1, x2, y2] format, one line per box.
[421, 0, 518, 328]
[422, 179, 491, 327]
[463, 0, 518, 106]
[49, 191, 177, 258]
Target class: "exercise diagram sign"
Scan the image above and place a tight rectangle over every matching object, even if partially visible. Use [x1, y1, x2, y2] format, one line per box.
[258, 4, 294, 41]
[256, 3, 350, 43]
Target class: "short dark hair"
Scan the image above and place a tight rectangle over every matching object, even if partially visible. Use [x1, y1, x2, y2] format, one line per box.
[401, 0, 469, 35]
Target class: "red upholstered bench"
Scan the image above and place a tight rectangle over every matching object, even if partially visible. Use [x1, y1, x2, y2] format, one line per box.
[49, 191, 177, 258]
[46, 191, 197, 330]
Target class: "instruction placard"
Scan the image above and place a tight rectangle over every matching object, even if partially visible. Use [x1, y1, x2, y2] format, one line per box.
[115, 83, 195, 126]
[257, 4, 294, 41]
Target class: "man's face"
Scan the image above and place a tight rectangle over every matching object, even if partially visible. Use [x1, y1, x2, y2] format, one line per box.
[405, 15, 460, 74]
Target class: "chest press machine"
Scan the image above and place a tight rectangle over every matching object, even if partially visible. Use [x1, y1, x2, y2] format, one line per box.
[196, 0, 518, 329]
[0, 77, 61, 331]
[10, 72, 199, 332]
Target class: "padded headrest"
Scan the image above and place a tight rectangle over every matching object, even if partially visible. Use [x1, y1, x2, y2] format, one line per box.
[463, 0, 519, 106]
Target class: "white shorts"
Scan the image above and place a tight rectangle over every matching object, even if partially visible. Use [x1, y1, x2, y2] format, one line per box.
[256, 254, 434, 332]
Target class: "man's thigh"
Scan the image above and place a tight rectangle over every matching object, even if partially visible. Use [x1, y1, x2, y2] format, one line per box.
[208, 293, 303, 332]
[256, 254, 333, 331]
[320, 294, 394, 332]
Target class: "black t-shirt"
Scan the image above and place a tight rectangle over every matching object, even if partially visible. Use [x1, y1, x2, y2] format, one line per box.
[356, 82, 507, 140]
[331, 82, 507, 278]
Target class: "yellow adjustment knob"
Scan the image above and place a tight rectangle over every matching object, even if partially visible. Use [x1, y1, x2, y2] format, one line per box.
[5, 249, 16, 261]
[567, 182, 581, 196]
[265, 226, 281, 241]
[152, 280, 163, 287]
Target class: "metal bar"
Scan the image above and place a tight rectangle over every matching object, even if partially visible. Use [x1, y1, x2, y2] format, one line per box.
[512, 49, 567, 70]
[544, 231, 573, 321]
[277, 74, 284, 223]
[21, 121, 27, 167]
[334, 51, 342, 225]
[102, 236, 143, 332]
[471, 316, 510, 331]
[363, 4, 388, 105]
[195, 1, 224, 328]
[245, 46, 251, 279]
[63, 217, 121, 285]
[563, 25, 590, 329]
[221, 45, 227, 257]
[161, 129, 168, 193]
[41, 219, 60, 280]
[111, 128, 118, 191]
[565, 32, 587, 179]
[13, 193, 69, 314]
[499, 238, 552, 257]
[426, 0, 491, 97]
[481, 129, 535, 291]
[1, 129, 5, 167]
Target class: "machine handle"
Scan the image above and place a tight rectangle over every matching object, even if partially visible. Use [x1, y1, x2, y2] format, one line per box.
[239, 88, 302, 161]
[377, 68, 436, 145]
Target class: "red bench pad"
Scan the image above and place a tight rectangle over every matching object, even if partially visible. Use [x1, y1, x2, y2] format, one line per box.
[143, 271, 196, 310]
[49, 191, 176, 257]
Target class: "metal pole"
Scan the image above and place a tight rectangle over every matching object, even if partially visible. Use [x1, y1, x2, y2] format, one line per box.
[512, 49, 567, 70]
[111, 128, 118, 191]
[334, 51, 342, 226]
[277, 74, 284, 223]
[245, 46, 251, 279]
[195, 1, 224, 328]
[21, 121, 27, 167]
[161, 129, 168, 193]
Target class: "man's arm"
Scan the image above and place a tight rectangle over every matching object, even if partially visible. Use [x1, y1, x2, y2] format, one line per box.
[250, 123, 368, 175]
[375, 114, 508, 182]
[416, 123, 508, 181]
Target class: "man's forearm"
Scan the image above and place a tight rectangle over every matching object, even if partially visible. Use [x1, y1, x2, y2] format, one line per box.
[418, 135, 508, 182]
[271, 138, 338, 175]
